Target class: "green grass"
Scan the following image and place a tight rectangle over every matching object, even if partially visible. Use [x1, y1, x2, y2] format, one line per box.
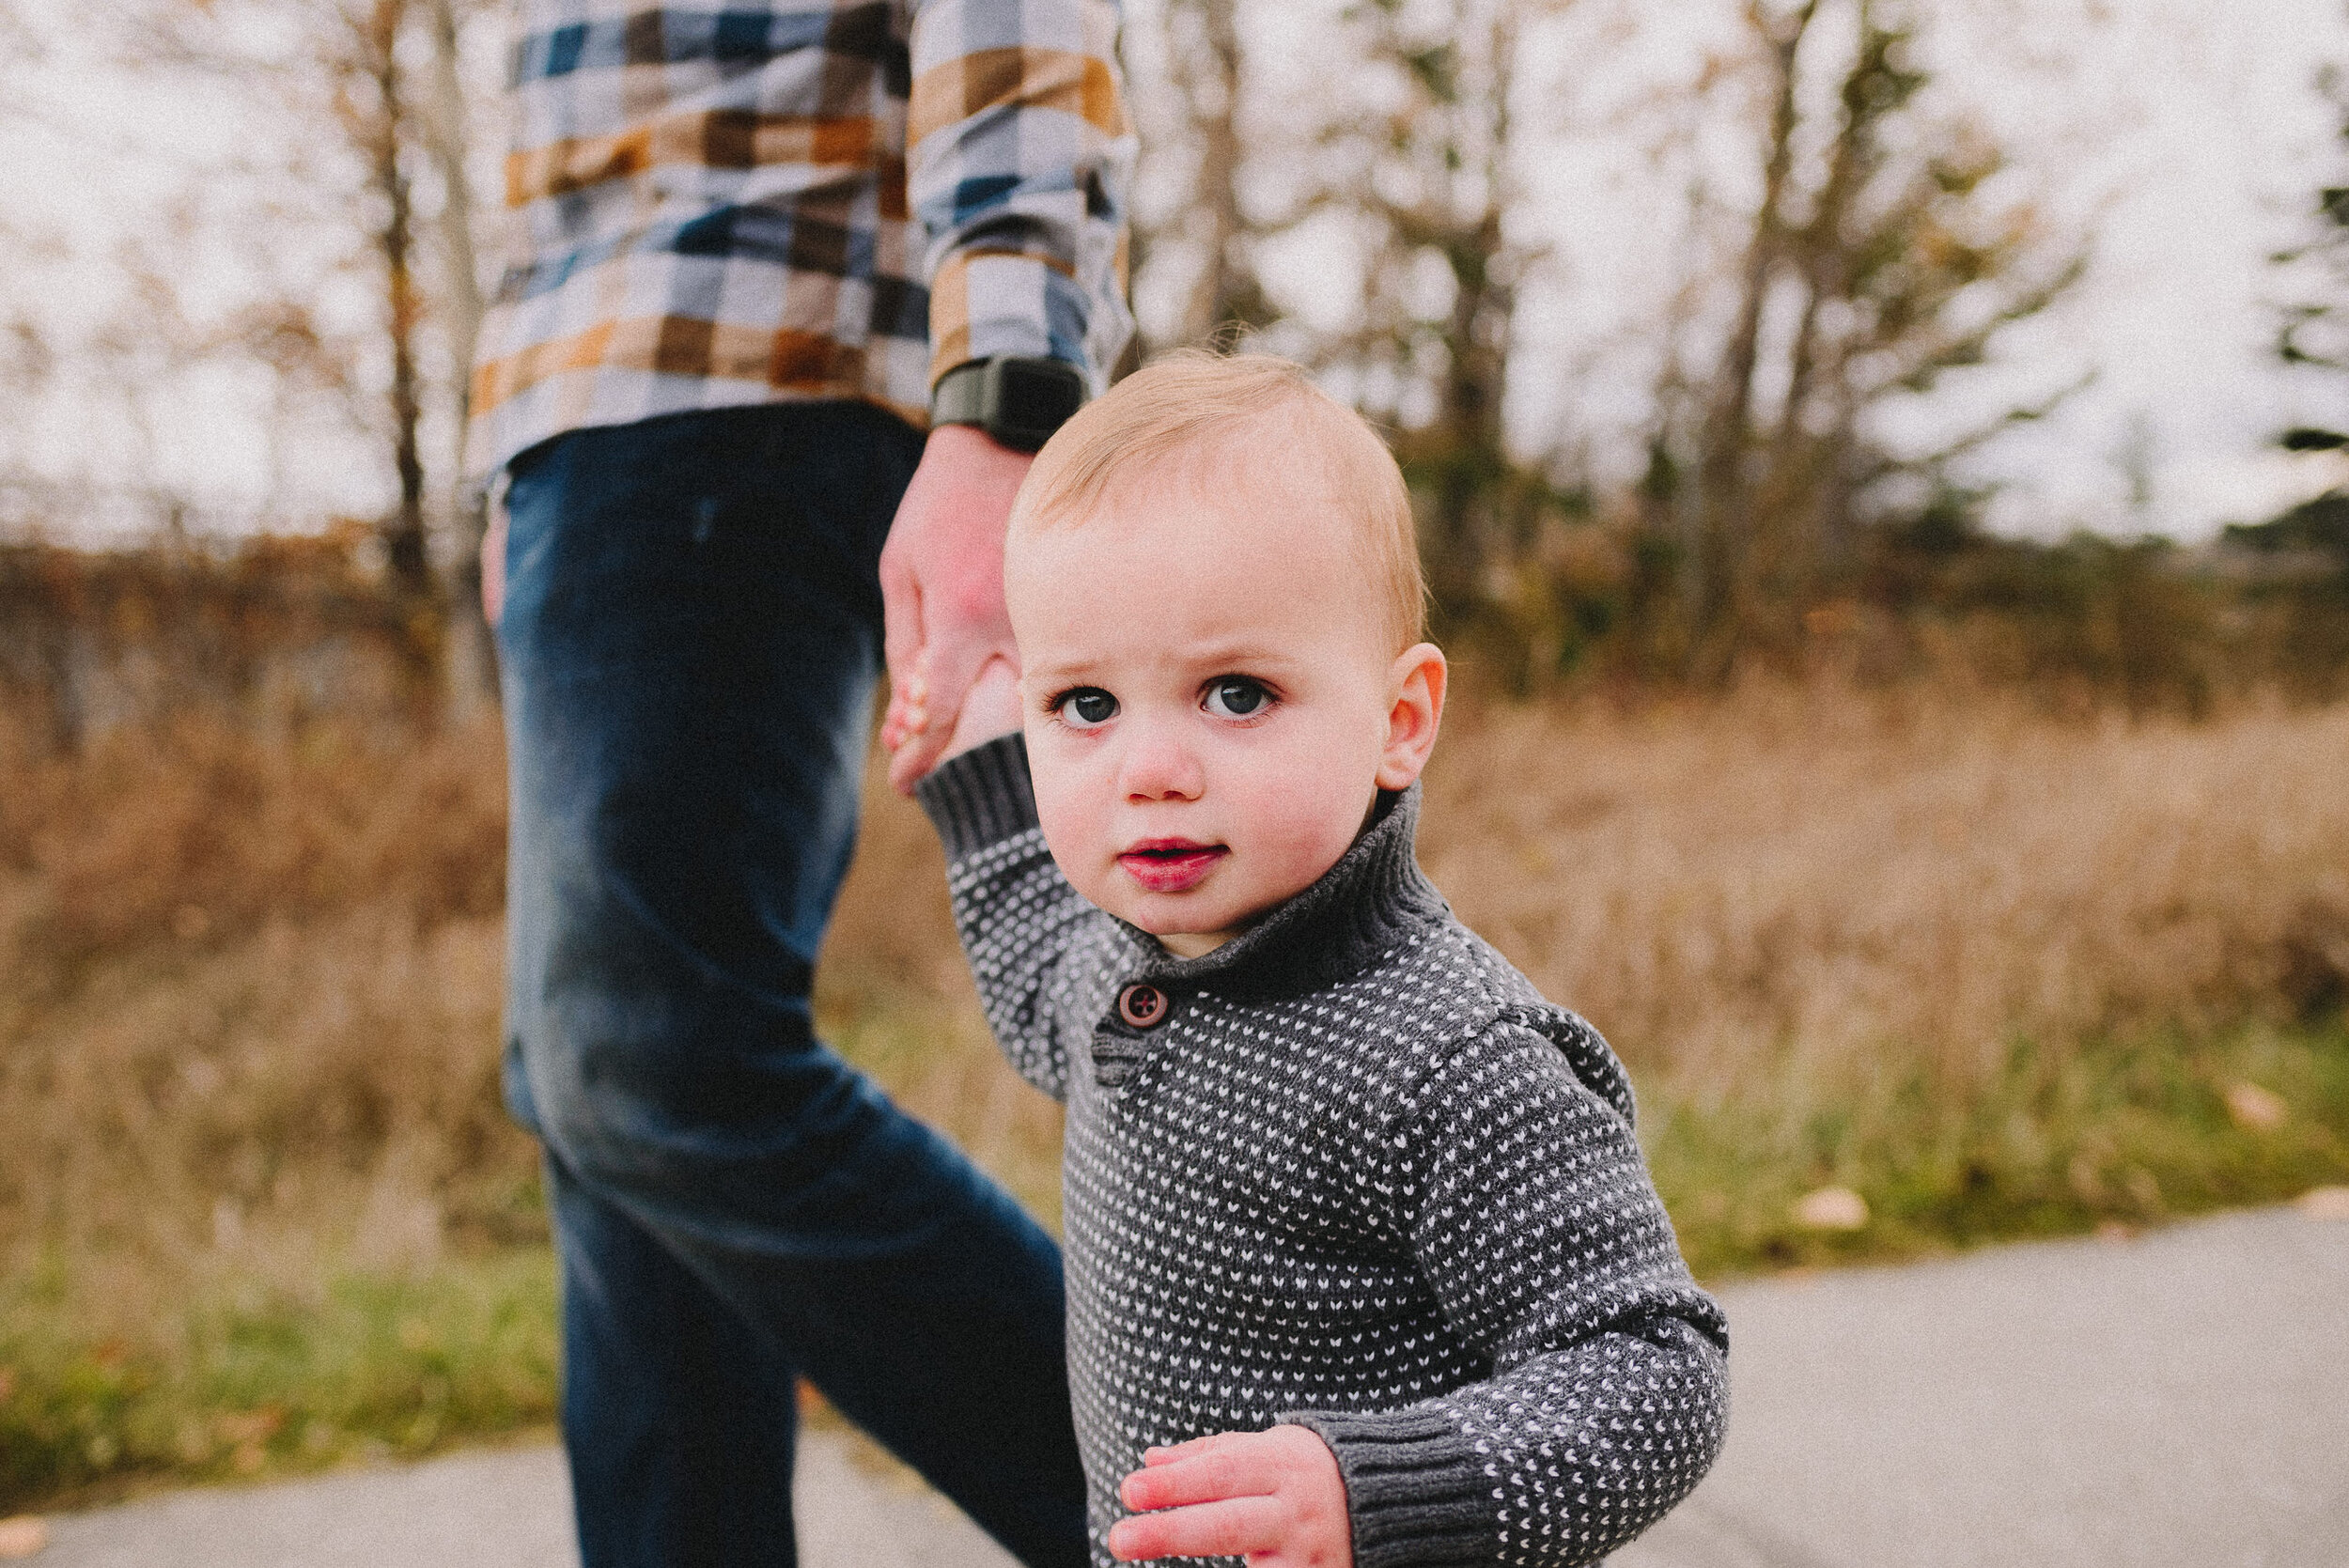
[0, 1249, 558, 1513]
[1647, 1017, 2349, 1276]
[2, 1014, 2342, 1517]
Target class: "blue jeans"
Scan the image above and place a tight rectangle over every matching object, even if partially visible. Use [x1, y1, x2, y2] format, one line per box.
[496, 402, 1087, 1568]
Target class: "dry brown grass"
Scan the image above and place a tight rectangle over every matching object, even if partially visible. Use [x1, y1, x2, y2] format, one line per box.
[0, 709, 521, 1335]
[5, 682, 2347, 1309]
[0, 710, 504, 973]
[1411, 685, 2349, 1095]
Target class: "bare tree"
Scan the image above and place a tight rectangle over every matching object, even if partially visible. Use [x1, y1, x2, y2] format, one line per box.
[104, 0, 505, 709]
[420, 0, 487, 404]
[336, 0, 433, 598]
[2277, 63, 2349, 457]
[419, 0, 496, 678]
[1345, 0, 1536, 600]
[1642, 0, 2086, 675]
[1151, 0, 1267, 348]
[0, 0, 69, 535]
[125, 0, 494, 562]
[1223, 0, 1573, 624]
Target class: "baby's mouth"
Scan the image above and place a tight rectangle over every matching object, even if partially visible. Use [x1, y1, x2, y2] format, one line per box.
[1116, 839, 1228, 894]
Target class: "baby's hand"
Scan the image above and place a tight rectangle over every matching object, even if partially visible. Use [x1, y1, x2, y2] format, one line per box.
[1108, 1425, 1351, 1567]
[941, 655, 1022, 759]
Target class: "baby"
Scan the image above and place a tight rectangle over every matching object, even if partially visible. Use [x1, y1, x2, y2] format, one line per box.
[899, 353, 1727, 1568]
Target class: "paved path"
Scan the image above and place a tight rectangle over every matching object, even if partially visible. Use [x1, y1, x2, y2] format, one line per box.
[22, 1202, 2347, 1568]
[1617, 1200, 2349, 1568]
[26, 1433, 1017, 1568]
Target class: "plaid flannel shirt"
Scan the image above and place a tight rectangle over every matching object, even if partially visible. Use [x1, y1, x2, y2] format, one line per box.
[468, 0, 1134, 477]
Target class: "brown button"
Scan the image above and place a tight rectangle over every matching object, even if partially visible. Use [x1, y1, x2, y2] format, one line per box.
[1116, 983, 1168, 1029]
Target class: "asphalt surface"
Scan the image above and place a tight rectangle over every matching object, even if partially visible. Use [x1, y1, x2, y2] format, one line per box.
[23, 1201, 2348, 1568]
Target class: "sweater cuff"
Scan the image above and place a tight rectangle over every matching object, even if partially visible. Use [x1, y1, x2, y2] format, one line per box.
[1279, 1406, 1490, 1568]
[914, 733, 1040, 860]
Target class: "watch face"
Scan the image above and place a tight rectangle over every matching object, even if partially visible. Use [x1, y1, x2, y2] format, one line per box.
[997, 362, 1081, 435]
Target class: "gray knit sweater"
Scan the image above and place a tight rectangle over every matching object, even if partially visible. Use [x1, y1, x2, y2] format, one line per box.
[918, 737, 1728, 1568]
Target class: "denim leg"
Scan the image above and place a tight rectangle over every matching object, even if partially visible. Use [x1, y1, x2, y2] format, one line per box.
[549, 1149, 801, 1567]
[498, 403, 1086, 1568]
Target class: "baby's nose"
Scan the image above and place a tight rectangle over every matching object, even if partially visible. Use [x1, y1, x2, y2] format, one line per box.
[1116, 724, 1204, 800]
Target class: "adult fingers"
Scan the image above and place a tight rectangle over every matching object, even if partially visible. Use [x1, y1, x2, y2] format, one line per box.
[878, 534, 923, 681]
[1108, 1497, 1283, 1563]
[877, 549, 926, 760]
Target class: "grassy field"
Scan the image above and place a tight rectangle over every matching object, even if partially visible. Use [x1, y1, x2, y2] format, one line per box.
[2, 683, 2345, 1512]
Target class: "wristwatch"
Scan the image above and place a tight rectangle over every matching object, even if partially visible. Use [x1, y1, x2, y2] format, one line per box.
[929, 357, 1087, 452]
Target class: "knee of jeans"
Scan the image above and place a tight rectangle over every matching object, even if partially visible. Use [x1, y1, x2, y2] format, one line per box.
[507, 894, 849, 1185]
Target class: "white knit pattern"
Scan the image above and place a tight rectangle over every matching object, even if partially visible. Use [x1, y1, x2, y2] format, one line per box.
[935, 782, 1727, 1568]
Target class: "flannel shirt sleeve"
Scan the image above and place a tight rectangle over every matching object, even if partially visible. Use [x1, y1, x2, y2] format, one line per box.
[905, 0, 1136, 393]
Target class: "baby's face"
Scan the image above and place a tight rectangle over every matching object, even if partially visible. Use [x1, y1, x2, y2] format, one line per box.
[1006, 452, 1440, 957]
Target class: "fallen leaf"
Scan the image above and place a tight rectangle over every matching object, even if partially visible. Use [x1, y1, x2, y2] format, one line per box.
[214, 1407, 285, 1447]
[0, 1515, 48, 1560]
[2224, 1082, 2287, 1131]
[2299, 1186, 2349, 1222]
[1792, 1186, 1870, 1232]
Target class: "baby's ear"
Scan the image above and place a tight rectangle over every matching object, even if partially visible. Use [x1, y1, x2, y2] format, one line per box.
[1376, 643, 1446, 792]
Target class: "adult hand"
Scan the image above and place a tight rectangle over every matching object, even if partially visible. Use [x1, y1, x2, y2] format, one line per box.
[1108, 1426, 1353, 1567]
[879, 423, 1034, 792]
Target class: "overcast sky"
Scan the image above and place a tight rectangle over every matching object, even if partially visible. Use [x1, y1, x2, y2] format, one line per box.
[1486, 0, 2349, 541]
[1953, 0, 2349, 538]
[5, 0, 2348, 544]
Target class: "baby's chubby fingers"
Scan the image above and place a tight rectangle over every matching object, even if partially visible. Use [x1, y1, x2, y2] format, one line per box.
[1112, 1425, 1353, 1565]
[1107, 1495, 1283, 1562]
[1122, 1430, 1277, 1511]
[1138, 1431, 1235, 1467]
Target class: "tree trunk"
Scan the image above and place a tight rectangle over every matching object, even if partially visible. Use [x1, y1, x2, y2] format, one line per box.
[364, 0, 430, 604]
[423, 0, 499, 713]
[1167, 0, 1255, 348]
[1691, 0, 1814, 678]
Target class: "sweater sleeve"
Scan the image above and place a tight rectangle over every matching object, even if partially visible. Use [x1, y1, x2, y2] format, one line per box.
[915, 734, 1113, 1102]
[1283, 1016, 1729, 1568]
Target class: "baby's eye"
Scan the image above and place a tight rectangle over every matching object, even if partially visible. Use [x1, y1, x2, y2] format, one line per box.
[1202, 676, 1271, 720]
[1053, 688, 1119, 729]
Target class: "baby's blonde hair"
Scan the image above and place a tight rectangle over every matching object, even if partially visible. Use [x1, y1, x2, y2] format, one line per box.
[1010, 351, 1426, 653]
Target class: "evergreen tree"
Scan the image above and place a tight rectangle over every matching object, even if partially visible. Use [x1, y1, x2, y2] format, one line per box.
[2272, 57, 2349, 556]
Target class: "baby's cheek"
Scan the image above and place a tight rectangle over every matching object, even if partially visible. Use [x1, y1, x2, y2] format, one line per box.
[1033, 783, 1117, 906]
[1248, 813, 1357, 910]
[1258, 772, 1374, 879]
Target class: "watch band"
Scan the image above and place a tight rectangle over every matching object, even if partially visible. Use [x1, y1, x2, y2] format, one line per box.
[928, 361, 992, 427]
[930, 357, 1087, 452]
